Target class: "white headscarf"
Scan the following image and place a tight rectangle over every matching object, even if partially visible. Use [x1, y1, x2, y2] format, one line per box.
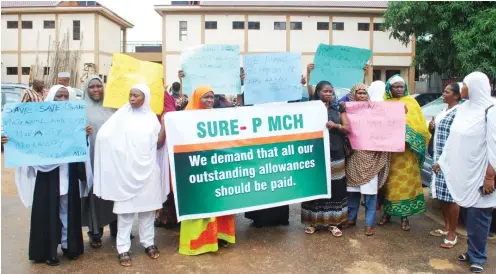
[15, 84, 89, 208]
[93, 84, 162, 201]
[368, 81, 386, 102]
[439, 72, 496, 208]
[45, 85, 76, 102]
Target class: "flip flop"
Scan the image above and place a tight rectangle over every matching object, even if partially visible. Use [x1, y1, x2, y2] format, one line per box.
[440, 236, 458, 249]
[305, 226, 317, 234]
[430, 229, 448, 237]
[328, 226, 343, 237]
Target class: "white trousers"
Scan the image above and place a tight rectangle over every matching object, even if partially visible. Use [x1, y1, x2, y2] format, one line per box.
[116, 211, 155, 254]
[59, 194, 68, 249]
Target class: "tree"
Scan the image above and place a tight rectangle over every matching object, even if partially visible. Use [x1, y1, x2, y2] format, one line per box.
[383, 1, 496, 80]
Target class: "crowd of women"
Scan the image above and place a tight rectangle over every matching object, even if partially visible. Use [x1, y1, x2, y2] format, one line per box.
[1, 64, 495, 273]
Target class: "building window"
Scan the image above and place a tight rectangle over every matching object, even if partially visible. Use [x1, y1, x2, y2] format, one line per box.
[21, 21, 33, 29]
[248, 21, 260, 30]
[73, 20, 81, 40]
[290, 22, 302, 30]
[332, 22, 344, 31]
[317, 22, 329, 30]
[44, 20, 55, 29]
[373, 23, 383, 31]
[43, 67, 50, 76]
[274, 22, 286, 30]
[179, 21, 187, 41]
[358, 23, 370, 31]
[386, 70, 401, 80]
[205, 21, 217, 30]
[373, 70, 381, 81]
[7, 67, 18, 75]
[77, 1, 97, 6]
[22, 67, 30, 75]
[7, 21, 18, 29]
[232, 21, 244, 30]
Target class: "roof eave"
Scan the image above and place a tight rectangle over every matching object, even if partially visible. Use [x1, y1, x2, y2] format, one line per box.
[154, 5, 386, 15]
[1, 7, 134, 29]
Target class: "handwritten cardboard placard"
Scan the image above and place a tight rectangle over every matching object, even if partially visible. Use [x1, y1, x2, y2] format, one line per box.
[181, 44, 241, 95]
[345, 101, 406, 152]
[243, 52, 302, 105]
[2, 102, 88, 167]
[310, 44, 372, 88]
[104, 54, 164, 114]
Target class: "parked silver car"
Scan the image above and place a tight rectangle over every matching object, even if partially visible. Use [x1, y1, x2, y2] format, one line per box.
[420, 97, 447, 186]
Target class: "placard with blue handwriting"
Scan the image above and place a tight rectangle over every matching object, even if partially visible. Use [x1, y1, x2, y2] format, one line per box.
[181, 44, 241, 95]
[2, 101, 87, 167]
[243, 52, 302, 105]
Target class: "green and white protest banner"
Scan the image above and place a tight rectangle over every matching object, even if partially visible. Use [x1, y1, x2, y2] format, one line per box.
[165, 101, 331, 221]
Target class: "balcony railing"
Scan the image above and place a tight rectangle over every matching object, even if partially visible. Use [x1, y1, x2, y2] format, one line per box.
[122, 41, 162, 53]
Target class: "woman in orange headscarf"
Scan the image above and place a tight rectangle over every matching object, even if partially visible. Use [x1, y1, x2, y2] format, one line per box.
[179, 85, 236, 255]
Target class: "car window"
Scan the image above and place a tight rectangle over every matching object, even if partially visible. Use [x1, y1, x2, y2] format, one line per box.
[422, 98, 447, 117]
[4, 92, 21, 104]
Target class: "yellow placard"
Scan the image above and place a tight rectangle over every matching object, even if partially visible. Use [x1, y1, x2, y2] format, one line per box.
[104, 54, 164, 114]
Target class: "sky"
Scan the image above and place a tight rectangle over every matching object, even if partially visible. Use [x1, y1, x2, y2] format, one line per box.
[98, 0, 170, 41]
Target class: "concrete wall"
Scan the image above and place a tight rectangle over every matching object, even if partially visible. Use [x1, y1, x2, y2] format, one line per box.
[165, 14, 202, 51]
[1, 14, 19, 51]
[99, 14, 121, 53]
[204, 14, 245, 51]
[290, 15, 329, 53]
[1, 53, 19, 83]
[58, 13, 95, 51]
[247, 15, 286, 52]
[19, 14, 57, 51]
[333, 16, 370, 49]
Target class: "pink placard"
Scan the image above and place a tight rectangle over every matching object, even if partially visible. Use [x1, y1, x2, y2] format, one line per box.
[345, 102, 406, 152]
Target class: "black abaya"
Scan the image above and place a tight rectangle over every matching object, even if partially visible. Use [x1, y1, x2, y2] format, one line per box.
[28, 162, 86, 261]
[245, 206, 290, 227]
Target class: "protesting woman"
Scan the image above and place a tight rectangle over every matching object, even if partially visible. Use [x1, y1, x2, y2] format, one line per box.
[93, 84, 167, 267]
[434, 72, 495, 273]
[155, 88, 179, 229]
[379, 75, 430, 231]
[179, 85, 236, 255]
[428, 83, 462, 248]
[301, 80, 350, 237]
[80, 76, 118, 248]
[5, 85, 92, 266]
[344, 82, 391, 236]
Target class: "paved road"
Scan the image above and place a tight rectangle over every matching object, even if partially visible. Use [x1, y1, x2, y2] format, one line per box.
[2, 155, 495, 273]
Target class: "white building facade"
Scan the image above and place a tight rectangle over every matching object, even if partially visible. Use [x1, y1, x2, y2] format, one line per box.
[1, 1, 132, 87]
[156, 1, 416, 90]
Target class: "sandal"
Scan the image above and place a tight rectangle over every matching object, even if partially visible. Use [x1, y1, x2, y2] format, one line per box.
[401, 217, 410, 231]
[341, 220, 356, 229]
[304, 226, 317, 234]
[364, 226, 375, 236]
[378, 214, 391, 226]
[440, 236, 458, 249]
[458, 253, 469, 262]
[89, 238, 102, 249]
[430, 229, 448, 237]
[145, 245, 160, 259]
[118, 252, 132, 267]
[328, 226, 343, 237]
[218, 239, 229, 248]
[471, 263, 484, 273]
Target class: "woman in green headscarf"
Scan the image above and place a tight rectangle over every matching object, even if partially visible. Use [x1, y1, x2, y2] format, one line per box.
[378, 75, 430, 231]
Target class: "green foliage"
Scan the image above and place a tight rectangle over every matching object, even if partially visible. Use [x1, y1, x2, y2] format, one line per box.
[383, 1, 496, 79]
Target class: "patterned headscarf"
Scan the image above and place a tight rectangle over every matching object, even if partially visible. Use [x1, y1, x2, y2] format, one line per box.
[384, 74, 409, 99]
[349, 83, 368, 102]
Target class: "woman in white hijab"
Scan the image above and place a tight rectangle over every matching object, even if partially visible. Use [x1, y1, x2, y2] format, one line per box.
[434, 72, 496, 273]
[93, 84, 167, 267]
[3, 85, 92, 266]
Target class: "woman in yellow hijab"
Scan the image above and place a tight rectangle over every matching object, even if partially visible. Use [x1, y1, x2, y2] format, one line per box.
[179, 85, 236, 255]
[378, 75, 430, 231]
